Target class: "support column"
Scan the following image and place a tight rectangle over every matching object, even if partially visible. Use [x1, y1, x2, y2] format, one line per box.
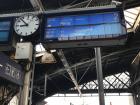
[20, 45, 35, 105]
[44, 74, 47, 96]
[132, 93, 137, 105]
[94, 47, 105, 105]
[21, 68, 32, 105]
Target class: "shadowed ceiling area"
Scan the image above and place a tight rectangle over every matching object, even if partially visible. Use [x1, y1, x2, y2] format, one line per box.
[0, 0, 140, 13]
[0, 0, 33, 13]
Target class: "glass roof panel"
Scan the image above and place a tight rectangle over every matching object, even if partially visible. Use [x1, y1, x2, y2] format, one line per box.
[124, 6, 140, 29]
[125, 9, 139, 15]
[126, 23, 132, 29]
[126, 23, 131, 29]
[125, 17, 135, 24]
[124, 11, 137, 19]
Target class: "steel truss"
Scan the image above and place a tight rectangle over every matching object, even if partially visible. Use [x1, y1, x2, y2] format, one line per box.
[58, 72, 131, 94]
[34, 48, 138, 98]
[58, 0, 112, 9]
[52, 93, 132, 97]
[130, 51, 140, 105]
[0, 81, 19, 105]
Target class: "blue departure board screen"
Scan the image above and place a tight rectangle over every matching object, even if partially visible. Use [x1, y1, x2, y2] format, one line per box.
[42, 7, 127, 48]
[0, 21, 11, 43]
[44, 11, 126, 42]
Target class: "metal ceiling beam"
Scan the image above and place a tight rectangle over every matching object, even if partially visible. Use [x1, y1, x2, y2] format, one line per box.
[29, 0, 45, 11]
[0, 11, 41, 18]
[58, 89, 130, 94]
[131, 51, 140, 65]
[46, 48, 138, 79]
[131, 51, 140, 86]
[0, 4, 115, 18]
[66, 0, 91, 9]
[57, 49, 82, 96]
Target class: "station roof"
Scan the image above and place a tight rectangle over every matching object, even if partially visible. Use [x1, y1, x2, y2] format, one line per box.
[1, 0, 140, 104]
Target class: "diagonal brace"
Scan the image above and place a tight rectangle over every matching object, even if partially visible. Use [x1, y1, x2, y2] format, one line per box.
[57, 49, 82, 96]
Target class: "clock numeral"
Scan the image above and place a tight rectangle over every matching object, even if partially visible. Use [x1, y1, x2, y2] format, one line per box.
[32, 16, 35, 19]
[34, 28, 37, 30]
[16, 29, 19, 32]
[27, 15, 30, 19]
[17, 20, 21, 22]
[35, 18, 39, 21]
[16, 25, 20, 27]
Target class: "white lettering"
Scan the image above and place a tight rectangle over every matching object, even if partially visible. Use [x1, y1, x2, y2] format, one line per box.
[4, 63, 21, 80]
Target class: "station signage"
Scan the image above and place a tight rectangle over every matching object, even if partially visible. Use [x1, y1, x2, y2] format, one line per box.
[0, 52, 24, 86]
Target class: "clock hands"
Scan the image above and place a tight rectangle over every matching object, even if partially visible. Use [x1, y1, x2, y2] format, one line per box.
[20, 24, 28, 27]
[20, 18, 28, 26]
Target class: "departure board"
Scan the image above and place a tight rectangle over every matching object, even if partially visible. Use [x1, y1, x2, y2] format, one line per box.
[0, 21, 11, 43]
[42, 7, 127, 48]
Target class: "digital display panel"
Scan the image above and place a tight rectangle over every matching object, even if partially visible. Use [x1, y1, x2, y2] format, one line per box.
[43, 7, 127, 48]
[45, 12, 125, 41]
[47, 12, 119, 27]
[0, 21, 11, 43]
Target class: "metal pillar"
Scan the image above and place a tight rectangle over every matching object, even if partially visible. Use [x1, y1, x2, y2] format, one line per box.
[21, 68, 32, 105]
[21, 46, 35, 105]
[94, 47, 105, 105]
[44, 74, 47, 96]
[29, 0, 44, 11]
[19, 87, 23, 105]
[132, 93, 137, 105]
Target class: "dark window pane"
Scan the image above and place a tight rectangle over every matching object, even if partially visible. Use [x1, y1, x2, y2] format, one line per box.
[0, 31, 9, 41]
[0, 21, 11, 30]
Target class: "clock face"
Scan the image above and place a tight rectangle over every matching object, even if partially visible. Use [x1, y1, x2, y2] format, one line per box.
[14, 14, 40, 36]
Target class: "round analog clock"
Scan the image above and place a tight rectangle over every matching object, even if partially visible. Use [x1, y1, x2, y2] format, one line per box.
[14, 14, 40, 36]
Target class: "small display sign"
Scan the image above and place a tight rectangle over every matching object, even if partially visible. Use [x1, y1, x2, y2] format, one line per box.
[0, 21, 12, 43]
